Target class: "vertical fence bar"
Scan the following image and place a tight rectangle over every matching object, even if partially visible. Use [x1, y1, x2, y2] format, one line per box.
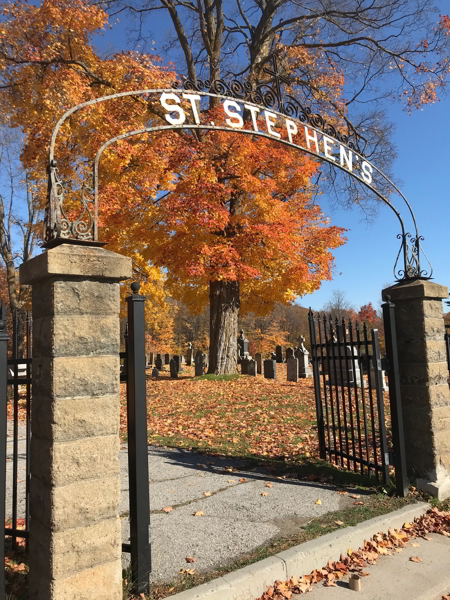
[356, 323, 371, 476]
[349, 321, 364, 475]
[445, 328, 450, 373]
[372, 329, 390, 485]
[342, 318, 357, 472]
[336, 322, 350, 469]
[363, 322, 379, 479]
[25, 313, 31, 549]
[11, 310, 18, 550]
[126, 282, 151, 593]
[0, 303, 8, 600]
[329, 319, 344, 466]
[382, 296, 408, 497]
[323, 317, 338, 464]
[308, 311, 326, 459]
[317, 317, 331, 460]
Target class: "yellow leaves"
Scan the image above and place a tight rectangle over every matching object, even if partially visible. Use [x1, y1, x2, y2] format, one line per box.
[315, 499, 322, 505]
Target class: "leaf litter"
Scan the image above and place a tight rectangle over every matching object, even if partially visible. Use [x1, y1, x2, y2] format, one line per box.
[257, 507, 450, 599]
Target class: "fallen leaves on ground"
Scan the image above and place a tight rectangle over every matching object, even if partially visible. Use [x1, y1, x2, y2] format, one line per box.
[257, 506, 450, 600]
[120, 366, 318, 461]
[162, 506, 173, 513]
[193, 511, 204, 516]
[185, 556, 196, 563]
[315, 499, 322, 505]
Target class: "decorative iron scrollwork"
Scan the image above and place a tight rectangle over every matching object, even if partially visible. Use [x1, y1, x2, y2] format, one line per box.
[45, 160, 95, 244]
[394, 233, 433, 281]
[175, 54, 361, 152]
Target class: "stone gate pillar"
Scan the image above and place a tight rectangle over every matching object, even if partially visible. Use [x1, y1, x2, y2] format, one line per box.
[383, 279, 450, 499]
[20, 243, 131, 600]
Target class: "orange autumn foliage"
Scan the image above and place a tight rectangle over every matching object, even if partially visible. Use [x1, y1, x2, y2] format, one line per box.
[103, 107, 346, 316]
[0, 0, 343, 361]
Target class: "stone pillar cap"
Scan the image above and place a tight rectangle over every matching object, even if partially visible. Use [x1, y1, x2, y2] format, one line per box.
[20, 243, 132, 285]
[383, 279, 448, 302]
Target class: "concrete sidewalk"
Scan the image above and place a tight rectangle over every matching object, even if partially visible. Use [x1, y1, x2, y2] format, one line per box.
[166, 504, 450, 600]
[298, 531, 450, 600]
[120, 445, 364, 583]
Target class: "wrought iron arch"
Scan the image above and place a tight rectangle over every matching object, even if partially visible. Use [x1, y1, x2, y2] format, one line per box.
[46, 87, 432, 282]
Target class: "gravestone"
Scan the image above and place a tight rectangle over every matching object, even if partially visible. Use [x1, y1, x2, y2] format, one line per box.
[287, 357, 299, 382]
[149, 352, 154, 365]
[237, 329, 249, 363]
[264, 359, 276, 379]
[186, 342, 193, 366]
[170, 357, 178, 378]
[327, 342, 361, 387]
[286, 347, 294, 361]
[173, 355, 183, 373]
[165, 353, 170, 365]
[152, 367, 159, 378]
[247, 359, 257, 377]
[295, 336, 312, 378]
[275, 345, 284, 363]
[195, 350, 205, 376]
[255, 353, 262, 375]
[369, 368, 389, 391]
[241, 358, 250, 375]
[156, 353, 165, 370]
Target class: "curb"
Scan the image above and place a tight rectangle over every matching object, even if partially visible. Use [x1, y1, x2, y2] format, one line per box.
[166, 502, 429, 600]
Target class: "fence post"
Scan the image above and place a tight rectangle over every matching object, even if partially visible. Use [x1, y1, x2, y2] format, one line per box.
[0, 302, 7, 600]
[382, 296, 408, 497]
[126, 282, 151, 593]
[308, 310, 326, 459]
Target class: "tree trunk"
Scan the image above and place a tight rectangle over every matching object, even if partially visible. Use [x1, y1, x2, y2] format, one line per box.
[208, 280, 240, 374]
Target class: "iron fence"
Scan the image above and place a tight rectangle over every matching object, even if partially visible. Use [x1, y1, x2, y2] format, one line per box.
[445, 324, 450, 373]
[308, 297, 407, 496]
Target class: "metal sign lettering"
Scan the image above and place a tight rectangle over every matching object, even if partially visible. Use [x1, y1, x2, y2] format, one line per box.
[159, 92, 374, 184]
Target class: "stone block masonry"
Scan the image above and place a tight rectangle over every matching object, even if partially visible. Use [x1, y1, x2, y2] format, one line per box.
[383, 279, 450, 499]
[20, 244, 132, 600]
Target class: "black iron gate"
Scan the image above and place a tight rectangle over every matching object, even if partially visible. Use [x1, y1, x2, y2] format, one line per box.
[308, 297, 407, 496]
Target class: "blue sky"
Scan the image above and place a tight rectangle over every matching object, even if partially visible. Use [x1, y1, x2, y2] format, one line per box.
[91, 6, 450, 312]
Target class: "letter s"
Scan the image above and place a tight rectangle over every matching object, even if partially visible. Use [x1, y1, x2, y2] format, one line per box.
[361, 161, 373, 185]
[160, 93, 186, 126]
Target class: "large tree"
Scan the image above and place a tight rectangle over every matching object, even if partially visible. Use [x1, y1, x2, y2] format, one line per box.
[98, 0, 450, 370]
